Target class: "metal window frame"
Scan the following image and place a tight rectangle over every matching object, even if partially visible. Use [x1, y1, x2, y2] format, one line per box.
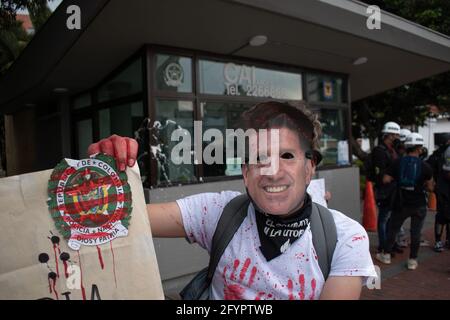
[70, 44, 353, 188]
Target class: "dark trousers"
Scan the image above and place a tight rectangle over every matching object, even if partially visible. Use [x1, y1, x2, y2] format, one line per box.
[434, 220, 450, 243]
[384, 206, 427, 259]
[377, 204, 391, 251]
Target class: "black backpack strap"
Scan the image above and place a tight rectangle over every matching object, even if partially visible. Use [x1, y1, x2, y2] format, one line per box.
[206, 194, 250, 284]
[310, 203, 337, 280]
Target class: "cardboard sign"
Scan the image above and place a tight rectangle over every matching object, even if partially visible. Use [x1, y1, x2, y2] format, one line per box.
[307, 178, 327, 208]
[0, 160, 164, 300]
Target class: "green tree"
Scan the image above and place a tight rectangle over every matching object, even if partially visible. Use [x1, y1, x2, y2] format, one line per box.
[0, 0, 53, 175]
[353, 0, 450, 159]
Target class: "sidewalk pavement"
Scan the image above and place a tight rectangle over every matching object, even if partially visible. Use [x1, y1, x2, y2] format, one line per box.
[361, 210, 450, 300]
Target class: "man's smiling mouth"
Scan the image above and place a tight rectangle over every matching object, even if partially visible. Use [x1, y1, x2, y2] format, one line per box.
[263, 185, 289, 193]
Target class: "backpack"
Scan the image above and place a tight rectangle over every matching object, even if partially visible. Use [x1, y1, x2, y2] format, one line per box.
[399, 156, 422, 191]
[179, 194, 338, 300]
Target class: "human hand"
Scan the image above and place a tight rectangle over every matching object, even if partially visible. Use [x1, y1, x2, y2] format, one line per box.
[87, 135, 138, 171]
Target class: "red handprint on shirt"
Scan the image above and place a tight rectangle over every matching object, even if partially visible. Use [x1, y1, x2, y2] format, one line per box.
[287, 274, 317, 300]
[222, 258, 258, 300]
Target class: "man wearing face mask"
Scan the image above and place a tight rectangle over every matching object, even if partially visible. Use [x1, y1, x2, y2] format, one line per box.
[372, 122, 401, 256]
[87, 101, 377, 300]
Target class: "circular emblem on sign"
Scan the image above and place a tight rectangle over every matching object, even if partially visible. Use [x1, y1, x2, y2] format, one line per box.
[164, 62, 184, 87]
[47, 154, 132, 250]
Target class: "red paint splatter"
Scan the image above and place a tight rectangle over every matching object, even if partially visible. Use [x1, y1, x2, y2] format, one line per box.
[224, 284, 245, 300]
[77, 250, 86, 301]
[268, 293, 273, 298]
[309, 278, 317, 300]
[52, 244, 60, 278]
[63, 260, 69, 278]
[287, 279, 294, 300]
[254, 292, 265, 300]
[230, 259, 240, 281]
[352, 235, 367, 242]
[110, 241, 117, 288]
[299, 274, 305, 300]
[223, 258, 258, 300]
[96, 245, 104, 270]
[239, 259, 251, 281]
[248, 267, 257, 286]
[312, 247, 318, 260]
[51, 278, 59, 300]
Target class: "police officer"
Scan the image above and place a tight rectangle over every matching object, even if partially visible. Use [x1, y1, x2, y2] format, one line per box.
[377, 133, 434, 270]
[373, 122, 401, 254]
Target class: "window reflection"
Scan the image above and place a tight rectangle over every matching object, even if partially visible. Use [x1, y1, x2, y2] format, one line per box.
[155, 54, 192, 93]
[98, 101, 149, 184]
[154, 100, 195, 184]
[98, 59, 143, 102]
[201, 102, 253, 177]
[76, 119, 92, 159]
[317, 109, 348, 166]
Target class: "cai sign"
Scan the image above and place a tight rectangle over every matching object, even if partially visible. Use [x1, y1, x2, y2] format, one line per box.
[199, 60, 302, 100]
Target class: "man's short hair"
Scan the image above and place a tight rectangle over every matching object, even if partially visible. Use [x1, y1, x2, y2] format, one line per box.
[240, 101, 322, 165]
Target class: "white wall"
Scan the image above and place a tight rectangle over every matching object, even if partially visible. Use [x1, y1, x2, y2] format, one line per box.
[418, 117, 450, 153]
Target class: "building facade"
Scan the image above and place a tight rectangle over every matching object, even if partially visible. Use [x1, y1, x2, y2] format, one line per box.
[1, 0, 450, 293]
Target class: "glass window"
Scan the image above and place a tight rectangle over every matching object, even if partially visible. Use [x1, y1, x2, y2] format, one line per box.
[155, 54, 192, 93]
[98, 101, 149, 183]
[199, 60, 302, 100]
[97, 58, 143, 102]
[76, 119, 92, 159]
[154, 100, 195, 184]
[99, 101, 144, 139]
[73, 93, 91, 110]
[201, 102, 253, 177]
[306, 74, 346, 103]
[317, 109, 349, 166]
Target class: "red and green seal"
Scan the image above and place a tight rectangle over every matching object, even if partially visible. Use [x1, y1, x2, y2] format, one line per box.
[47, 154, 132, 250]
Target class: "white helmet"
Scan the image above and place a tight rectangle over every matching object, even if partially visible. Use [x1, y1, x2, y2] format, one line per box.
[399, 128, 412, 142]
[382, 121, 401, 135]
[404, 132, 424, 148]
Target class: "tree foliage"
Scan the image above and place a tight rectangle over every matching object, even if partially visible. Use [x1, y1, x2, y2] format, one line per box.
[0, 0, 53, 175]
[353, 0, 450, 155]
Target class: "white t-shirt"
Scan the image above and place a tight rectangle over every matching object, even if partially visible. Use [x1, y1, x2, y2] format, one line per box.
[177, 191, 377, 300]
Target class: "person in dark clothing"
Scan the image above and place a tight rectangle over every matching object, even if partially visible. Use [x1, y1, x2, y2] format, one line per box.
[427, 133, 450, 182]
[434, 145, 450, 252]
[397, 128, 411, 157]
[427, 133, 450, 252]
[395, 128, 412, 248]
[376, 133, 434, 270]
[372, 122, 401, 253]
